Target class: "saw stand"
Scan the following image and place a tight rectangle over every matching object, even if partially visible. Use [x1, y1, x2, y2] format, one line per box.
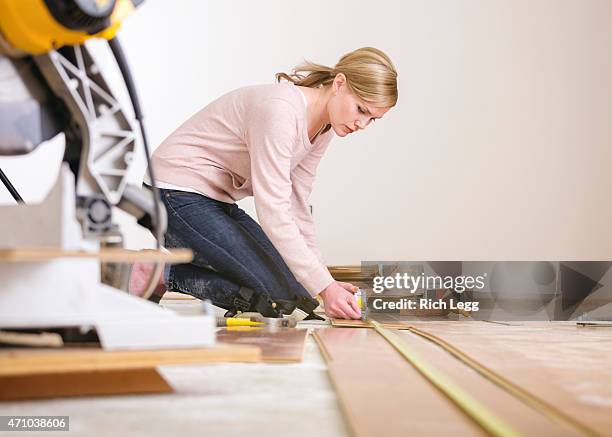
[0, 164, 215, 351]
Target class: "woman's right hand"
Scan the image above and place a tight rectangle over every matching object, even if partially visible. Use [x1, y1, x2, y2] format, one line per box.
[319, 281, 362, 320]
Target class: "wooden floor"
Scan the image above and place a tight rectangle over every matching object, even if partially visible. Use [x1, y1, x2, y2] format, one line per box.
[319, 320, 612, 436]
[2, 289, 610, 436]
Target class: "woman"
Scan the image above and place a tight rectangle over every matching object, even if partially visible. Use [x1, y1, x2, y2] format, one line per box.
[130, 47, 398, 320]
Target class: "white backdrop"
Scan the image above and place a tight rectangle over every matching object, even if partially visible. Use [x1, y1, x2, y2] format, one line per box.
[2, 0, 612, 263]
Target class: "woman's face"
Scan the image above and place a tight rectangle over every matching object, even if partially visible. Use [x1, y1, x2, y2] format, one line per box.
[327, 74, 390, 137]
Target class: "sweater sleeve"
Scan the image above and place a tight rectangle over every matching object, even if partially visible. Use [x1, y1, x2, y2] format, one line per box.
[290, 134, 332, 266]
[246, 99, 334, 296]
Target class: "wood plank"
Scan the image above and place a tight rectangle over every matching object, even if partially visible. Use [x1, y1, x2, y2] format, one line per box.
[406, 321, 612, 436]
[0, 247, 193, 263]
[392, 329, 580, 436]
[216, 328, 308, 363]
[330, 318, 411, 330]
[330, 311, 461, 329]
[0, 344, 261, 377]
[313, 328, 484, 436]
[0, 368, 173, 401]
[0, 330, 63, 348]
[161, 291, 197, 300]
[328, 265, 377, 282]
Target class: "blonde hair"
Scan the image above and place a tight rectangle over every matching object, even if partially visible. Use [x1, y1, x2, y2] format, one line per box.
[276, 47, 398, 108]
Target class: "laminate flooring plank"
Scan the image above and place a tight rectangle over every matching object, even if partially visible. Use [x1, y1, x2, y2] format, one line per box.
[0, 344, 261, 377]
[0, 368, 172, 400]
[216, 328, 308, 363]
[407, 321, 612, 435]
[314, 328, 484, 437]
[393, 329, 580, 436]
[330, 318, 409, 330]
[0, 247, 193, 263]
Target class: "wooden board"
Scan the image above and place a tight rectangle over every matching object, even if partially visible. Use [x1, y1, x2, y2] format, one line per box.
[330, 318, 411, 330]
[392, 329, 581, 436]
[406, 321, 612, 436]
[0, 344, 260, 377]
[328, 265, 377, 282]
[0, 247, 193, 263]
[0, 344, 260, 400]
[313, 328, 484, 436]
[0, 330, 63, 348]
[330, 312, 463, 329]
[161, 291, 197, 300]
[217, 328, 308, 363]
[0, 368, 173, 401]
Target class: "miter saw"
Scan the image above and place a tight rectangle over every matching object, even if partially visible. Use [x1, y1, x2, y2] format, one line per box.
[0, 0, 215, 350]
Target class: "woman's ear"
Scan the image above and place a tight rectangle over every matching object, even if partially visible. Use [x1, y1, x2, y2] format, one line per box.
[332, 73, 347, 95]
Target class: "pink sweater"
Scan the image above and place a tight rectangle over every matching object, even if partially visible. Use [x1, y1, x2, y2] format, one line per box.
[151, 82, 335, 296]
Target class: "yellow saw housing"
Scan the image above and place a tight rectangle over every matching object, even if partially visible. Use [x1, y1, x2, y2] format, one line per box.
[0, 0, 136, 55]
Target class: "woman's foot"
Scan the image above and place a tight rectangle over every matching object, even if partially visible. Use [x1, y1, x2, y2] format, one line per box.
[129, 261, 167, 302]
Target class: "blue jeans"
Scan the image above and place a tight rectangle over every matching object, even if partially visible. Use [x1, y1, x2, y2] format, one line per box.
[159, 188, 315, 312]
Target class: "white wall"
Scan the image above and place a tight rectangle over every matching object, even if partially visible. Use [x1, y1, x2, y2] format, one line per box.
[2, 0, 612, 263]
